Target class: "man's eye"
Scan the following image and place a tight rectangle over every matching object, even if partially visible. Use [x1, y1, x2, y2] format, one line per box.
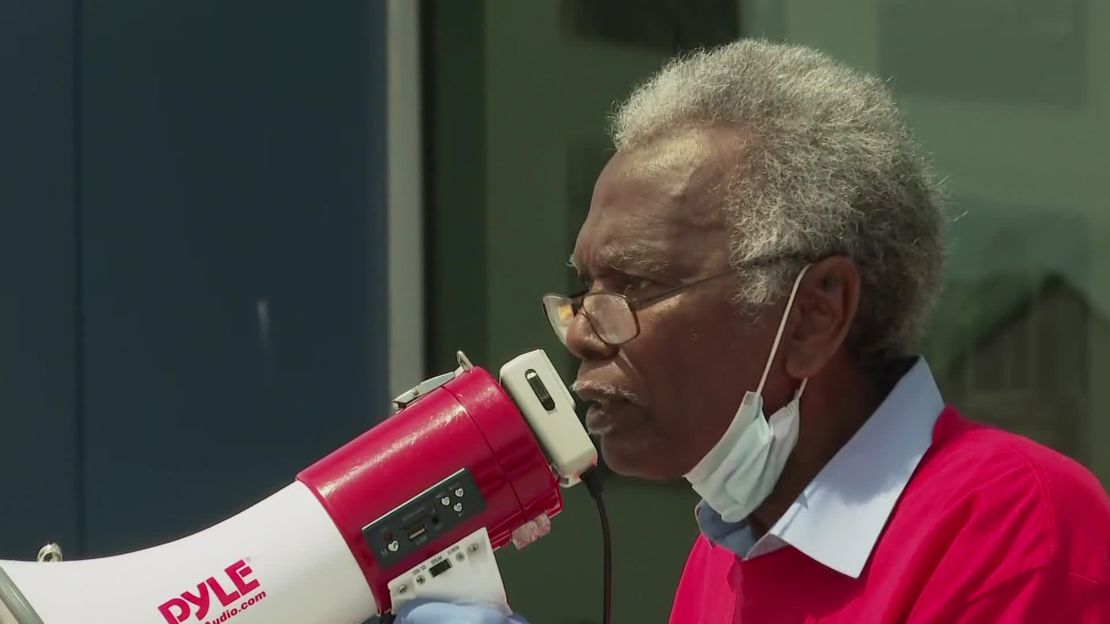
[619, 277, 654, 294]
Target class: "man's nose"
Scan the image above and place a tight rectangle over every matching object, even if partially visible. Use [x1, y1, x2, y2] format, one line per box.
[564, 311, 619, 361]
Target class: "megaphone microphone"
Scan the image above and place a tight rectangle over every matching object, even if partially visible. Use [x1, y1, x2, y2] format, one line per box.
[0, 349, 597, 624]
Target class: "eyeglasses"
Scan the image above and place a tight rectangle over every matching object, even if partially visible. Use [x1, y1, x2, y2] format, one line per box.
[541, 272, 733, 347]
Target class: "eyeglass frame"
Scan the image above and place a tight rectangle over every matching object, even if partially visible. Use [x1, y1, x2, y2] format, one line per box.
[541, 271, 735, 348]
[541, 253, 810, 348]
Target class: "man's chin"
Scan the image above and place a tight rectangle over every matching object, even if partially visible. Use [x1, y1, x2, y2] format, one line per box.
[597, 434, 683, 481]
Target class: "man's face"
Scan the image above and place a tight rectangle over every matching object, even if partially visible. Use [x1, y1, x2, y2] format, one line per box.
[570, 128, 777, 480]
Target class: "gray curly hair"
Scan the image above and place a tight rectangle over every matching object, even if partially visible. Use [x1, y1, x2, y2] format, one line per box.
[611, 39, 945, 366]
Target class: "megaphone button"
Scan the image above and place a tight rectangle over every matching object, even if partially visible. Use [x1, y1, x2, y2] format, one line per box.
[525, 369, 557, 411]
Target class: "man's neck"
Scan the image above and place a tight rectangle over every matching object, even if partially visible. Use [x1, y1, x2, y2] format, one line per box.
[748, 357, 914, 537]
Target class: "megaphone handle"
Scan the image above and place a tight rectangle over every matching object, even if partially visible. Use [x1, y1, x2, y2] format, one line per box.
[0, 564, 43, 624]
[385, 527, 509, 614]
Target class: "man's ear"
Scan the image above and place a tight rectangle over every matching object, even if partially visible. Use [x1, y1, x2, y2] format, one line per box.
[784, 256, 861, 379]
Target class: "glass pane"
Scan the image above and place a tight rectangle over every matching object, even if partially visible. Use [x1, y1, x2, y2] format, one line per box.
[542, 294, 574, 345]
[424, 3, 735, 619]
[742, 0, 1109, 486]
[585, 294, 638, 344]
[426, 2, 1109, 622]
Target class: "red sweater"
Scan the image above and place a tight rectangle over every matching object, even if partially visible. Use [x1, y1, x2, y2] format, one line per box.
[669, 408, 1110, 623]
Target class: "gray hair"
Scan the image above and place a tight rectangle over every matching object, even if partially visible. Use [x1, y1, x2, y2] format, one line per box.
[611, 39, 945, 366]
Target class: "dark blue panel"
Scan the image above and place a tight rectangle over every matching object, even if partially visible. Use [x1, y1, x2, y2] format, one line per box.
[0, 1, 81, 558]
[80, 0, 388, 555]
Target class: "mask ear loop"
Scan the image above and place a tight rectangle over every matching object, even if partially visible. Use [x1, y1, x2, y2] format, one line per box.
[755, 265, 812, 398]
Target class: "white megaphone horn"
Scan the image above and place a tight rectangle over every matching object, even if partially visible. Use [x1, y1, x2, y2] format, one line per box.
[0, 350, 597, 624]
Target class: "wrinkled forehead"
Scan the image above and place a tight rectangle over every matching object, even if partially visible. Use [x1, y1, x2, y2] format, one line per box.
[573, 128, 739, 277]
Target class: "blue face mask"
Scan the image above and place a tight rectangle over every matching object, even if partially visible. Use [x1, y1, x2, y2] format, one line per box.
[684, 266, 810, 523]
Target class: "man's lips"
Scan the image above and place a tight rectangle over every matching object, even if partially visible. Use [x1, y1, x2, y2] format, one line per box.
[571, 381, 643, 406]
[572, 381, 644, 436]
[585, 401, 635, 436]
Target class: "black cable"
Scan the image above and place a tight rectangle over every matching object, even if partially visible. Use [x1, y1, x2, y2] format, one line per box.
[581, 469, 612, 624]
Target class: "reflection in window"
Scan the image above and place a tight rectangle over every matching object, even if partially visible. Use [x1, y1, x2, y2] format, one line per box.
[925, 206, 1094, 461]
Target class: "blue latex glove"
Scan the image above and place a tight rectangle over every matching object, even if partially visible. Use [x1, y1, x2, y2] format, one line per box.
[394, 600, 529, 624]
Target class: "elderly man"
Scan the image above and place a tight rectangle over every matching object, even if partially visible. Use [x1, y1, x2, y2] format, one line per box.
[399, 40, 1110, 623]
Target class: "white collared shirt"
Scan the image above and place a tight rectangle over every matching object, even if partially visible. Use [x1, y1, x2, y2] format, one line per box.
[695, 357, 945, 579]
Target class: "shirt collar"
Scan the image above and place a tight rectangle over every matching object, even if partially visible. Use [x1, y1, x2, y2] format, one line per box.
[695, 356, 945, 578]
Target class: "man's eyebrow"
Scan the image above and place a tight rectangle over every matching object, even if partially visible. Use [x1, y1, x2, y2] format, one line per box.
[568, 246, 671, 278]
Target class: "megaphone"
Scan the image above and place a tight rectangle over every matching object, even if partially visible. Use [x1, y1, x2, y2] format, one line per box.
[0, 350, 596, 624]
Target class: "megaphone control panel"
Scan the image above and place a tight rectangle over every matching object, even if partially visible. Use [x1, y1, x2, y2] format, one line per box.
[362, 468, 485, 569]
